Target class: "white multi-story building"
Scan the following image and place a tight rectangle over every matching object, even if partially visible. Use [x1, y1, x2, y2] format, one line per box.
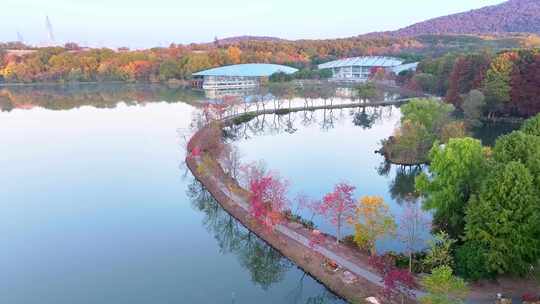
[318, 56, 417, 83]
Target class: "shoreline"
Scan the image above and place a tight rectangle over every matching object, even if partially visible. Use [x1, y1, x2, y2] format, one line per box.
[0, 79, 191, 88]
[185, 100, 421, 304]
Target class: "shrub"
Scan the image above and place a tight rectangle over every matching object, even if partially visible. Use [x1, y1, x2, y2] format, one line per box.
[422, 232, 456, 272]
[420, 265, 469, 304]
[387, 251, 426, 273]
[454, 242, 494, 281]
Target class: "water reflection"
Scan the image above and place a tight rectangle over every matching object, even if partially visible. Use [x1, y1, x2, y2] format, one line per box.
[0, 83, 204, 111]
[388, 165, 423, 205]
[0, 82, 349, 304]
[0, 82, 413, 118]
[226, 104, 426, 253]
[223, 105, 395, 142]
[186, 179, 344, 303]
[353, 108, 380, 129]
[472, 121, 520, 146]
[187, 179, 292, 290]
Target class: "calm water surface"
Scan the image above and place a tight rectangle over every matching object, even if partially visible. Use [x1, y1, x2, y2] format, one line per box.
[0, 84, 344, 304]
[0, 84, 514, 304]
[229, 106, 428, 253]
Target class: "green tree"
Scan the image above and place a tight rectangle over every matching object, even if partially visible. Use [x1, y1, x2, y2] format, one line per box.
[423, 231, 456, 271]
[464, 161, 540, 276]
[521, 113, 540, 137]
[400, 98, 454, 137]
[455, 241, 493, 281]
[159, 59, 183, 81]
[417, 53, 458, 96]
[493, 131, 540, 180]
[383, 99, 457, 165]
[412, 73, 437, 94]
[420, 266, 469, 304]
[482, 52, 515, 116]
[269, 71, 293, 82]
[461, 90, 485, 127]
[416, 138, 488, 238]
[384, 120, 433, 164]
[355, 82, 377, 101]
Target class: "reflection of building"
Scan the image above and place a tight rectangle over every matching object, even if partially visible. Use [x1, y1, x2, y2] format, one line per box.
[335, 87, 355, 98]
[203, 87, 256, 100]
[318, 56, 417, 83]
[191, 64, 298, 90]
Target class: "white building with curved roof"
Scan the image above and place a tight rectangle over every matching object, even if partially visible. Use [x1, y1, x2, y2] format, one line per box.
[192, 63, 298, 90]
[318, 56, 417, 83]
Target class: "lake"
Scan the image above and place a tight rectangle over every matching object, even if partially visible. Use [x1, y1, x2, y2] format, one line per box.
[0, 83, 515, 304]
[0, 84, 346, 304]
[225, 104, 430, 254]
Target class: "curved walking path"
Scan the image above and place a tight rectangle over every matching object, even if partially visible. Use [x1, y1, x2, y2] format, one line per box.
[218, 174, 387, 289]
[186, 99, 424, 303]
[275, 225, 385, 288]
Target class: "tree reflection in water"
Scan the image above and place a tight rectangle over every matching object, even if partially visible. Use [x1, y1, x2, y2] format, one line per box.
[222, 106, 395, 142]
[187, 179, 291, 290]
[186, 179, 344, 303]
[389, 165, 424, 205]
[353, 108, 379, 129]
[0, 83, 204, 111]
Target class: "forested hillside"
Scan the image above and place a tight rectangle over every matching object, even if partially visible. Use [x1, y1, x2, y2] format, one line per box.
[378, 0, 540, 37]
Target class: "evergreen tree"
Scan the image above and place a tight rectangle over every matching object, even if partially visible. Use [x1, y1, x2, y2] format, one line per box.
[464, 162, 540, 276]
[521, 113, 540, 137]
[493, 131, 540, 181]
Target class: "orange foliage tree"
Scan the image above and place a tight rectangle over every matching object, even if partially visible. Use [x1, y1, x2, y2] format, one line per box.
[353, 196, 396, 256]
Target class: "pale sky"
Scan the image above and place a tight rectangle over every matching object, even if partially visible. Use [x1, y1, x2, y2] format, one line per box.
[1, 0, 506, 48]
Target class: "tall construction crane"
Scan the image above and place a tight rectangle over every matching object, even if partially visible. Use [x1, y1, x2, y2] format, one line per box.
[45, 16, 55, 45]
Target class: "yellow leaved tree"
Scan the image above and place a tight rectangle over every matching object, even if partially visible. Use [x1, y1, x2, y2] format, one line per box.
[353, 196, 396, 256]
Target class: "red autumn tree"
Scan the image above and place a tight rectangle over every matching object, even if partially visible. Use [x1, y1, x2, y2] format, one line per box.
[510, 51, 540, 117]
[245, 163, 289, 230]
[316, 182, 356, 243]
[446, 53, 491, 108]
[369, 255, 418, 303]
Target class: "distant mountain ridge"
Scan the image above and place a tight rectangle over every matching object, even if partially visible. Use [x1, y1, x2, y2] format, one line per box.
[211, 1, 540, 45]
[375, 0, 540, 37]
[212, 36, 287, 45]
